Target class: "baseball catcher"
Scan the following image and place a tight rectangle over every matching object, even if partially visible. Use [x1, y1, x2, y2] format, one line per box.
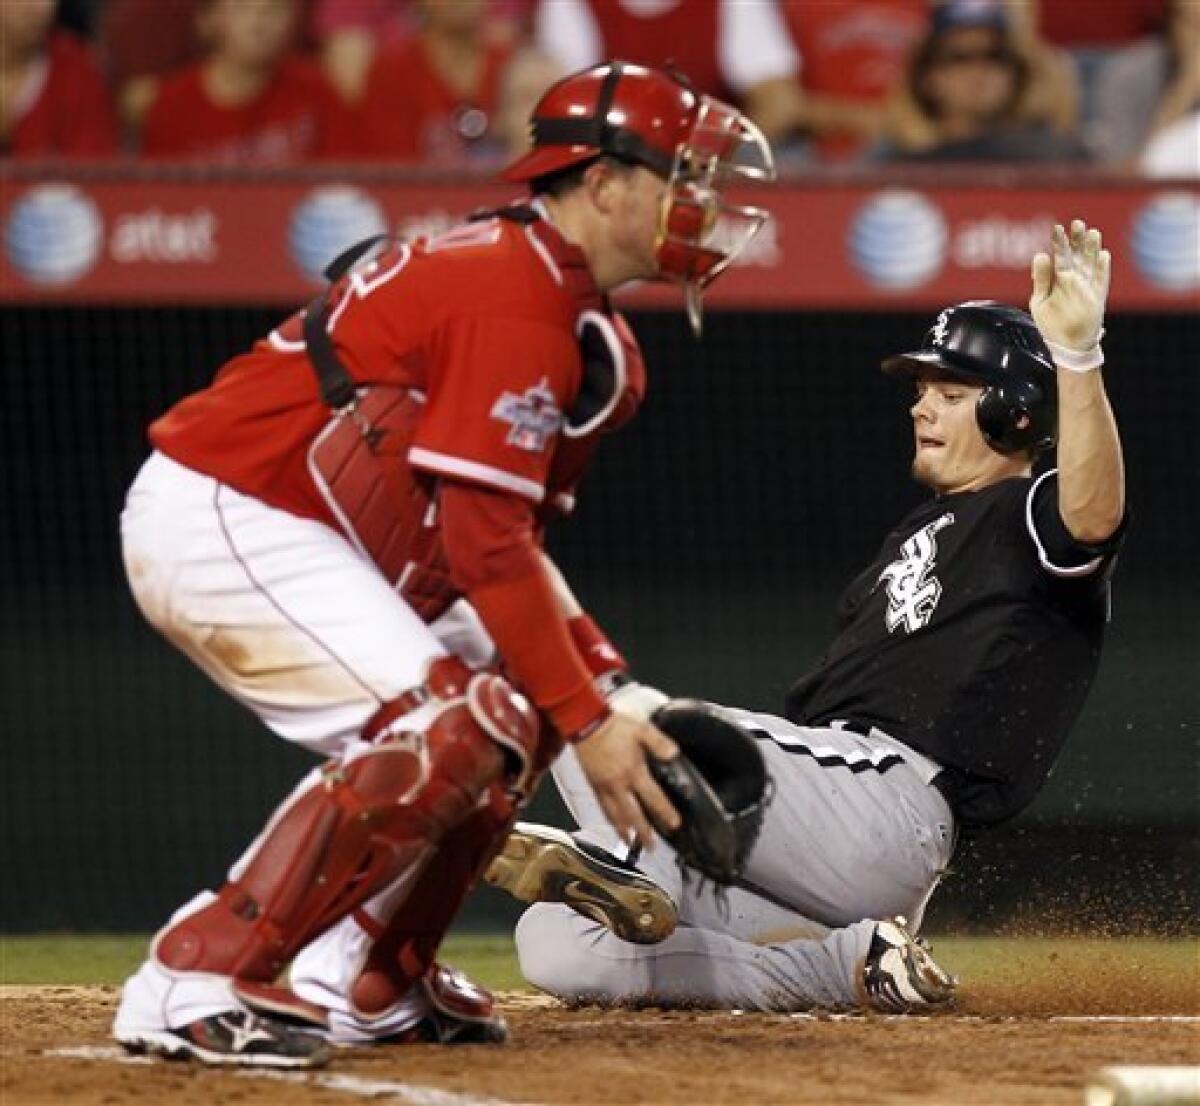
[112, 61, 775, 1068]
[488, 220, 1127, 1013]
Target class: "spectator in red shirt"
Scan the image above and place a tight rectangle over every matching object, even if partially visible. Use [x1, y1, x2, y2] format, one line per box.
[534, 0, 803, 144]
[1037, 0, 1167, 49]
[781, 0, 927, 160]
[1021, 0, 1168, 151]
[311, 0, 530, 103]
[1, 0, 118, 157]
[99, 0, 204, 134]
[1093, 0, 1200, 165]
[141, 0, 354, 164]
[356, 0, 527, 166]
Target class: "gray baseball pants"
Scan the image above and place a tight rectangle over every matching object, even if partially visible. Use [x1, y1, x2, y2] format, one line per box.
[514, 707, 955, 1011]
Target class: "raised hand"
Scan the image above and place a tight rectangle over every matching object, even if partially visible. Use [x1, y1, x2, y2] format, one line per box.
[1029, 219, 1111, 368]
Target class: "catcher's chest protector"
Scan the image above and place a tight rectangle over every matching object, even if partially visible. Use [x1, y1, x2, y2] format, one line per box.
[308, 387, 454, 622]
[304, 218, 646, 620]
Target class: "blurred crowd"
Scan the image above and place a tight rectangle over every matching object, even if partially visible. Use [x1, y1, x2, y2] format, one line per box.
[1, 0, 1196, 175]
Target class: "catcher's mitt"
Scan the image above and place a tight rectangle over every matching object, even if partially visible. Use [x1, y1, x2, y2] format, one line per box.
[646, 700, 771, 885]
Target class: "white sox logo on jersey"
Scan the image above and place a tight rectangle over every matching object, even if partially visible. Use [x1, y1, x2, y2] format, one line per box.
[490, 377, 563, 452]
[877, 513, 955, 634]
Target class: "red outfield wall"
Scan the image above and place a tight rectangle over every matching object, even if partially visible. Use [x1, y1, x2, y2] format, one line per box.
[1, 165, 1196, 308]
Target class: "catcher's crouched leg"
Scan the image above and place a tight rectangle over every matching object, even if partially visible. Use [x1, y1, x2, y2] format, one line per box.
[290, 723, 564, 1044]
[126, 659, 537, 1034]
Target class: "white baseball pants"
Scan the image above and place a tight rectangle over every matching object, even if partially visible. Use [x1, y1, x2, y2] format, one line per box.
[114, 451, 496, 1038]
[515, 708, 955, 1011]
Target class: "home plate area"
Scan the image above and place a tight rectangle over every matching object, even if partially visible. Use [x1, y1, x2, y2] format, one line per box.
[4, 980, 1199, 1106]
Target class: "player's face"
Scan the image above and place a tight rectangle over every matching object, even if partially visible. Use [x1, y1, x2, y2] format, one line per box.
[909, 376, 1022, 494]
[606, 165, 670, 283]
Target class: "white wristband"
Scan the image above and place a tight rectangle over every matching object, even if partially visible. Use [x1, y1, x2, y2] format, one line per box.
[1046, 339, 1104, 373]
[606, 680, 669, 722]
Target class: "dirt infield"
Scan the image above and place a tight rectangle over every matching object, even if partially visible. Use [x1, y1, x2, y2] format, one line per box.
[4, 959, 1198, 1106]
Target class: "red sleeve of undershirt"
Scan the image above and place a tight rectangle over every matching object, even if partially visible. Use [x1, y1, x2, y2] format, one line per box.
[439, 479, 609, 739]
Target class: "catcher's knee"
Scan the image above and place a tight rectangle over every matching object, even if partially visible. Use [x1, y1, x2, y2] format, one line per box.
[363, 657, 539, 793]
[155, 658, 538, 982]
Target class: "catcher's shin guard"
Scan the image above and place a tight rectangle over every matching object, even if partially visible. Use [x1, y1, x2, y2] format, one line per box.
[154, 658, 538, 984]
[349, 781, 517, 1018]
[349, 721, 563, 1019]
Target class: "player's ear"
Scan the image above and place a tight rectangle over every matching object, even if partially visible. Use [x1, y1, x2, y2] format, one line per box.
[583, 158, 623, 216]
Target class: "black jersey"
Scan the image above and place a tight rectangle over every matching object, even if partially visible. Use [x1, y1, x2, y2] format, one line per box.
[785, 471, 1124, 826]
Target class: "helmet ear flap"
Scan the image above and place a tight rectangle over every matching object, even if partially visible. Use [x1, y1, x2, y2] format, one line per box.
[976, 378, 1057, 455]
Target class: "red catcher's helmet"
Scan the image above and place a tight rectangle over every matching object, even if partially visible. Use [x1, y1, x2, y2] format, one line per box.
[502, 61, 775, 335]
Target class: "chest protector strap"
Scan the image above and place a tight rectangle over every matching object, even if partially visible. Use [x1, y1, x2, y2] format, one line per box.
[304, 235, 456, 621]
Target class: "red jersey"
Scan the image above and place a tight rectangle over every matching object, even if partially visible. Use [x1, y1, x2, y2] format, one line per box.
[151, 208, 640, 735]
[357, 35, 512, 166]
[2, 31, 118, 157]
[151, 211, 610, 524]
[1039, 0, 1166, 47]
[141, 56, 356, 164]
[588, 0, 725, 99]
[782, 0, 926, 158]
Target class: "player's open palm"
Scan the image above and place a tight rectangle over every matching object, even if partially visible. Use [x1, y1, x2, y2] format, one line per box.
[575, 713, 681, 850]
[1029, 219, 1111, 355]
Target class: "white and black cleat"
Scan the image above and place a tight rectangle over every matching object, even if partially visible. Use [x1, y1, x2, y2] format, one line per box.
[861, 916, 957, 1014]
[485, 822, 678, 944]
[117, 1009, 330, 1069]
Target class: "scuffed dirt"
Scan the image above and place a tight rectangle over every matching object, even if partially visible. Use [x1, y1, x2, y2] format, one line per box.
[2, 973, 1197, 1106]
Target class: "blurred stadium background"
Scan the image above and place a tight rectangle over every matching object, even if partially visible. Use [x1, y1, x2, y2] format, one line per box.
[1, 0, 1197, 943]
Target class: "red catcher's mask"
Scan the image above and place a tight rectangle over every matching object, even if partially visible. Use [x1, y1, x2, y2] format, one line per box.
[501, 61, 775, 336]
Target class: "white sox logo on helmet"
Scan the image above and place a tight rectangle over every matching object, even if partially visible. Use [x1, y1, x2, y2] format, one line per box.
[877, 513, 955, 634]
[930, 309, 952, 347]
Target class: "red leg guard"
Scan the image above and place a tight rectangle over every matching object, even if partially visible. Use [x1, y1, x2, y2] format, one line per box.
[154, 659, 538, 984]
[349, 717, 563, 1018]
[350, 782, 517, 1017]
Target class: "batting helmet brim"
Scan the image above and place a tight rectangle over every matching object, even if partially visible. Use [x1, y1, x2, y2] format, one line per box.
[881, 349, 992, 383]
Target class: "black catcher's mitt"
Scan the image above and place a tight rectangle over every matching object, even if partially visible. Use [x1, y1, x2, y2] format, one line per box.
[646, 700, 771, 885]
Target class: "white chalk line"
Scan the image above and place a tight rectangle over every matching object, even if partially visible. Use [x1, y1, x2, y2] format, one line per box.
[557, 1012, 1200, 1026]
[784, 1013, 1200, 1024]
[45, 1047, 535, 1106]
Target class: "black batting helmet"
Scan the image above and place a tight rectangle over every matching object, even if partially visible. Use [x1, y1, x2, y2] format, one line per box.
[882, 300, 1058, 455]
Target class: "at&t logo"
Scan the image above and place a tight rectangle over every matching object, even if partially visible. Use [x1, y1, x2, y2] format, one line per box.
[289, 186, 388, 282]
[1130, 192, 1200, 292]
[5, 183, 103, 285]
[849, 190, 947, 291]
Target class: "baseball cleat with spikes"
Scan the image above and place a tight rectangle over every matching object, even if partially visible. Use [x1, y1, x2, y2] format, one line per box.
[485, 822, 678, 944]
[116, 1009, 330, 1068]
[388, 964, 509, 1044]
[861, 916, 957, 1013]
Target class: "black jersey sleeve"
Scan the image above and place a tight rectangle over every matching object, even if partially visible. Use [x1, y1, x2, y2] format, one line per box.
[1025, 469, 1127, 578]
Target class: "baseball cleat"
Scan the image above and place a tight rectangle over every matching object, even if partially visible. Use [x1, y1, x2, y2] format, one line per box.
[860, 916, 957, 1013]
[389, 963, 509, 1045]
[116, 1009, 330, 1068]
[485, 822, 678, 944]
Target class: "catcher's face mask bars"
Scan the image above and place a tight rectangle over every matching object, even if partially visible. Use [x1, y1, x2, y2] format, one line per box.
[655, 98, 776, 337]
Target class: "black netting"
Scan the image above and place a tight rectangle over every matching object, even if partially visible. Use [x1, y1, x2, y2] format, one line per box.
[2, 306, 1196, 932]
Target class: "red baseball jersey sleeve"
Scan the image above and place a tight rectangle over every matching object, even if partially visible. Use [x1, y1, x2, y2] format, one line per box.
[411, 312, 579, 504]
[151, 212, 598, 528]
